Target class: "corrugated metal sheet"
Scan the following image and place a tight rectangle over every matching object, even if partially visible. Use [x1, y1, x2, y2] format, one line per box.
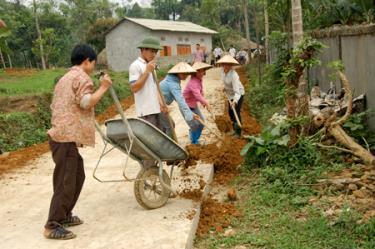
[112, 17, 217, 34]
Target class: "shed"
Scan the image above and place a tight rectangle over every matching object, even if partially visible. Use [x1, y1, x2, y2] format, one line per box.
[105, 17, 217, 72]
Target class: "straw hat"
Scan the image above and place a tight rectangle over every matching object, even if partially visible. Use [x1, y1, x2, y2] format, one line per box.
[168, 62, 196, 74]
[216, 55, 239, 65]
[192, 61, 212, 71]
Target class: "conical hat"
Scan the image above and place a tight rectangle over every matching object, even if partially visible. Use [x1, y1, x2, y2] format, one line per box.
[216, 55, 239, 65]
[192, 61, 212, 71]
[168, 62, 196, 74]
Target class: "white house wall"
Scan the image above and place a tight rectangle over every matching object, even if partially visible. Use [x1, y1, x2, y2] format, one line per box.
[106, 20, 152, 72]
[106, 21, 213, 72]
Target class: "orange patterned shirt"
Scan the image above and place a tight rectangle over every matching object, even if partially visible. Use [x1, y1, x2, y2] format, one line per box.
[48, 66, 95, 146]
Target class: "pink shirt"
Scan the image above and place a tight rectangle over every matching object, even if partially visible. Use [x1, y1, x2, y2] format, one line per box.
[192, 49, 204, 63]
[48, 66, 95, 146]
[183, 76, 208, 108]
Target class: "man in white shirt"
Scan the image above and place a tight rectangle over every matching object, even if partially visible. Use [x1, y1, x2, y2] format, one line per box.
[229, 45, 236, 58]
[213, 46, 223, 65]
[129, 37, 167, 130]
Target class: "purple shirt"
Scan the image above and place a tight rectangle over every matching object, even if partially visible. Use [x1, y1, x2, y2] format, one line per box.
[183, 76, 208, 108]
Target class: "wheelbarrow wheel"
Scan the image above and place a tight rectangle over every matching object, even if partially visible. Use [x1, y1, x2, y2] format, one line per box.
[134, 167, 171, 209]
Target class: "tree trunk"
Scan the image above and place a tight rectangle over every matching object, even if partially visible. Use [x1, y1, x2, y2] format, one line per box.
[5, 41, 12, 68]
[243, 0, 250, 42]
[0, 47, 6, 69]
[252, 4, 261, 85]
[291, 0, 303, 47]
[264, 1, 270, 64]
[33, 0, 46, 70]
[291, 0, 308, 116]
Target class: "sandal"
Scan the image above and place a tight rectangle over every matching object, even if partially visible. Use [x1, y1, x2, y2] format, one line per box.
[44, 226, 76, 240]
[61, 216, 84, 227]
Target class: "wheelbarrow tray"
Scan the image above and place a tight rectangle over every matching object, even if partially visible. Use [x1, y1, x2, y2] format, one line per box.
[105, 118, 188, 161]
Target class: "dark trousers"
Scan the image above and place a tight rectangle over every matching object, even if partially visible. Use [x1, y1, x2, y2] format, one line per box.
[45, 139, 85, 229]
[228, 95, 244, 124]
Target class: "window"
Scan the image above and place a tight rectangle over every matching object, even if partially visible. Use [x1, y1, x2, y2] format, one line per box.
[160, 46, 172, 57]
[178, 37, 183, 41]
[184, 37, 189, 42]
[200, 38, 205, 42]
[177, 44, 191, 55]
[160, 36, 166, 41]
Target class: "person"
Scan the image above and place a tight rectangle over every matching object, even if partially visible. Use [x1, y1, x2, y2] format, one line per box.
[129, 37, 167, 131]
[129, 37, 168, 168]
[183, 61, 212, 144]
[236, 49, 248, 65]
[44, 44, 112, 240]
[159, 62, 200, 140]
[192, 43, 204, 63]
[216, 55, 244, 137]
[213, 46, 223, 65]
[229, 45, 236, 58]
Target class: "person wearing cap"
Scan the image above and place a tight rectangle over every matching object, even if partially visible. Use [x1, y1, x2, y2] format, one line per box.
[183, 61, 212, 144]
[129, 37, 167, 130]
[159, 62, 200, 140]
[216, 55, 245, 137]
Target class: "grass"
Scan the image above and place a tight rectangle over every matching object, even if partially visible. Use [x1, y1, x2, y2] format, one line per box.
[0, 68, 133, 97]
[0, 68, 66, 96]
[195, 171, 375, 249]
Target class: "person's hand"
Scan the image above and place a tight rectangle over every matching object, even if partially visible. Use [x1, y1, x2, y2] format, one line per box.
[229, 100, 236, 108]
[100, 73, 112, 89]
[160, 104, 168, 114]
[204, 103, 211, 112]
[193, 113, 200, 121]
[146, 60, 156, 73]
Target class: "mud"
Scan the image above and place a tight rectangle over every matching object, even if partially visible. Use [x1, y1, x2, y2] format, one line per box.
[186, 136, 248, 184]
[197, 196, 241, 235]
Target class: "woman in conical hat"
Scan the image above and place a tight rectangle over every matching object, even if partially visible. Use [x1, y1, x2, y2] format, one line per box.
[216, 55, 244, 137]
[159, 62, 200, 138]
[183, 61, 212, 144]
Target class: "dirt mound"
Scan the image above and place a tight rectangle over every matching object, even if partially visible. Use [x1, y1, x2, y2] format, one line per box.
[186, 136, 247, 184]
[0, 95, 134, 177]
[197, 196, 241, 235]
[0, 95, 40, 113]
[4, 68, 37, 77]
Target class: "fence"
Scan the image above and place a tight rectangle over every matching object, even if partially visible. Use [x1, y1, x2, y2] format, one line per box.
[309, 24, 375, 130]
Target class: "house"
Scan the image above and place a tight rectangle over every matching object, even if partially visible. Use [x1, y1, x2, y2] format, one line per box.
[105, 17, 217, 72]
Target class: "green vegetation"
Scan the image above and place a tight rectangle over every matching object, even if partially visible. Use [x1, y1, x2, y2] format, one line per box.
[0, 69, 65, 96]
[0, 69, 131, 152]
[196, 173, 375, 248]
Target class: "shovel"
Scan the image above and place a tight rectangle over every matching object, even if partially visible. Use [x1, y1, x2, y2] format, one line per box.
[196, 117, 224, 141]
[225, 94, 242, 128]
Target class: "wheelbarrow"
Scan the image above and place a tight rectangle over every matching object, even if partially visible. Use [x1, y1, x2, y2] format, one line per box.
[94, 86, 188, 209]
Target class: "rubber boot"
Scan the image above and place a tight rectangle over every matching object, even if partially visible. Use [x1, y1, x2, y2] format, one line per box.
[233, 122, 241, 137]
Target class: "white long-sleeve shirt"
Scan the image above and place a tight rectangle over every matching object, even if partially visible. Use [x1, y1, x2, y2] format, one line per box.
[221, 68, 245, 103]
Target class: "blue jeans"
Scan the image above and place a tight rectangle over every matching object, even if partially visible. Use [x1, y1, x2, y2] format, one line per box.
[187, 107, 204, 144]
